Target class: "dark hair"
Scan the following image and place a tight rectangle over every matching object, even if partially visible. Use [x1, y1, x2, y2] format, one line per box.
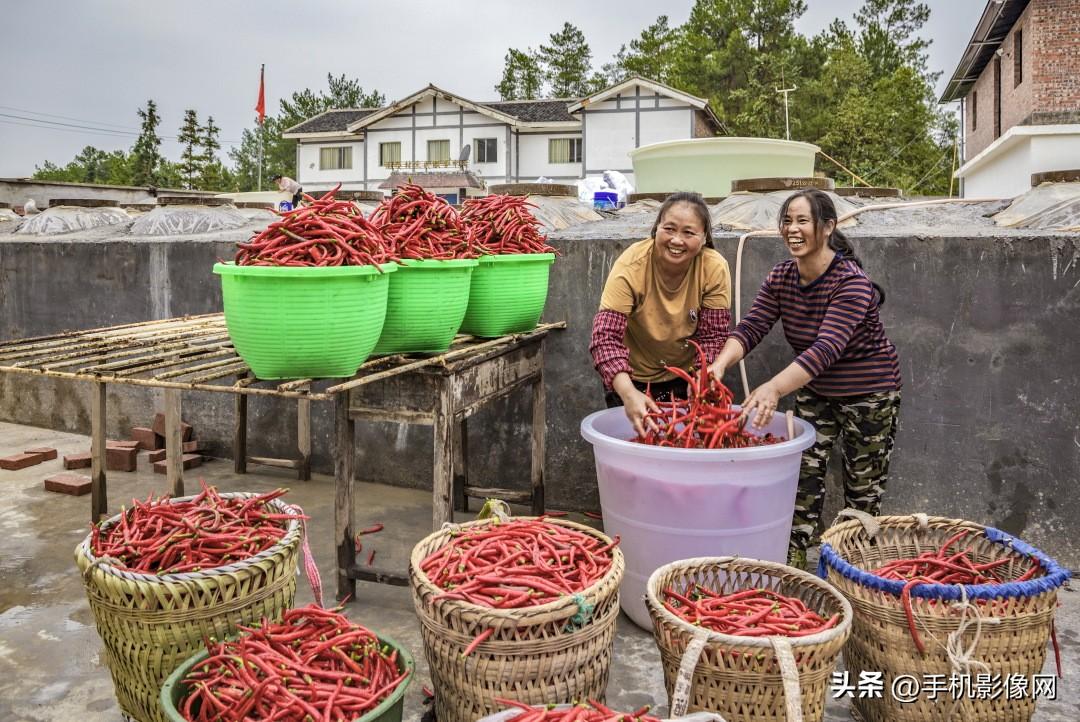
[651, 191, 714, 249]
[778, 189, 885, 305]
[271, 174, 282, 181]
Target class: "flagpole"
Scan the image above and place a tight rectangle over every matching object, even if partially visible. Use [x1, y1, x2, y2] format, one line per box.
[257, 64, 265, 192]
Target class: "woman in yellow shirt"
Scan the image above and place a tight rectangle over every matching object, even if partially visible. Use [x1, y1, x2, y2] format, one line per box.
[589, 192, 732, 436]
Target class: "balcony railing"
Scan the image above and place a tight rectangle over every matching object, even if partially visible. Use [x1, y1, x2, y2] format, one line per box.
[384, 160, 468, 171]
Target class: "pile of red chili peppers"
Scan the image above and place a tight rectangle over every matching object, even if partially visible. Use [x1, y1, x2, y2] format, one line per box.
[460, 194, 557, 255]
[89, 483, 303, 575]
[370, 182, 477, 260]
[420, 518, 619, 610]
[494, 699, 661, 721]
[179, 605, 409, 722]
[871, 529, 1043, 654]
[634, 341, 785, 449]
[235, 184, 395, 268]
[662, 586, 839, 637]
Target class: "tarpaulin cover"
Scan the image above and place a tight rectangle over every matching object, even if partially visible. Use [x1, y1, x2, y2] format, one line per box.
[992, 182, 1080, 230]
[16, 206, 130, 235]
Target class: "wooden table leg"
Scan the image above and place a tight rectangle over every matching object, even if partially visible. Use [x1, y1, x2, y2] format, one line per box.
[530, 370, 546, 516]
[432, 378, 455, 530]
[90, 381, 107, 522]
[452, 416, 468, 514]
[298, 388, 311, 482]
[335, 392, 356, 602]
[234, 377, 247, 474]
[164, 388, 184, 497]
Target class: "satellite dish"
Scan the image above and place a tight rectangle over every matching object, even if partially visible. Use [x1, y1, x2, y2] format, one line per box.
[458, 144, 471, 162]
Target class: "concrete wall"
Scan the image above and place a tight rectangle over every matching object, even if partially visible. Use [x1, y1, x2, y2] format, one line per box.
[0, 179, 216, 209]
[1, 222, 1078, 567]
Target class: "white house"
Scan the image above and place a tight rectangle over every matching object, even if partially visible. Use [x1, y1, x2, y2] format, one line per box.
[283, 77, 724, 202]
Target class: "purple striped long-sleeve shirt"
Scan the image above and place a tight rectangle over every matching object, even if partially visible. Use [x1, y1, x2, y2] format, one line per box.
[731, 255, 901, 396]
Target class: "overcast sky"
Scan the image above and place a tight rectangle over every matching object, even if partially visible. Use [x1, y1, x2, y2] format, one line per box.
[0, 0, 985, 178]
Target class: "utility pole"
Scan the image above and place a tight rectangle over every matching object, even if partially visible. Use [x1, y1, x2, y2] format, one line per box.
[776, 84, 797, 141]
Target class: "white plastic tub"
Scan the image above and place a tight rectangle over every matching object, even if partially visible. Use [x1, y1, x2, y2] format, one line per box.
[629, 137, 820, 197]
[580, 407, 817, 628]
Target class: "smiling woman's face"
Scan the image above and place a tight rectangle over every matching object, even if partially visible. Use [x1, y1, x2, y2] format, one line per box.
[653, 202, 706, 274]
[780, 196, 833, 260]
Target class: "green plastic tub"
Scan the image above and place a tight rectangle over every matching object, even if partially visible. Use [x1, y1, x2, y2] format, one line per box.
[373, 258, 478, 355]
[459, 253, 555, 337]
[214, 262, 396, 379]
[160, 632, 414, 722]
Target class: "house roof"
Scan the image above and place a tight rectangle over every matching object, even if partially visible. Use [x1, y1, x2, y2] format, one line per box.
[348, 85, 522, 132]
[285, 109, 379, 135]
[568, 76, 726, 134]
[480, 100, 577, 123]
[378, 171, 485, 190]
[940, 0, 1030, 103]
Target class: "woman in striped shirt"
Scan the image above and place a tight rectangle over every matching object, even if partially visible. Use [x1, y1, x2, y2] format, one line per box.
[709, 189, 901, 569]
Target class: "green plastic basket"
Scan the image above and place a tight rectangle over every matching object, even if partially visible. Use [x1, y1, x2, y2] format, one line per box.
[160, 632, 414, 722]
[373, 258, 478, 355]
[460, 253, 556, 337]
[214, 262, 396, 379]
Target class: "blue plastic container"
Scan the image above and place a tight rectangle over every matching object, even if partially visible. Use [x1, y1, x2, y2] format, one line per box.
[593, 191, 619, 210]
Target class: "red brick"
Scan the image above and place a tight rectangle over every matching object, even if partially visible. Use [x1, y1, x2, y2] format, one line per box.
[63, 453, 92, 470]
[147, 449, 167, 463]
[131, 427, 163, 450]
[182, 440, 207, 453]
[151, 413, 194, 441]
[153, 454, 203, 474]
[24, 447, 58, 461]
[44, 473, 92, 496]
[1, 453, 43, 471]
[106, 446, 138, 472]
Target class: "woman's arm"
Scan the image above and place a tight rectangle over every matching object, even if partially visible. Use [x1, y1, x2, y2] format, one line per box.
[589, 310, 659, 437]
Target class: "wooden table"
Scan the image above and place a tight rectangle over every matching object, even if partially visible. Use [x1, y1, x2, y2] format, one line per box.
[0, 314, 562, 599]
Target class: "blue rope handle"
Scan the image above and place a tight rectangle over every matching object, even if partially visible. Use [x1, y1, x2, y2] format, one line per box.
[817, 524, 1070, 601]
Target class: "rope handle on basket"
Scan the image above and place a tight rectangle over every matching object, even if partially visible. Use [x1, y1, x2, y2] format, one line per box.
[833, 508, 881, 539]
[670, 629, 712, 718]
[293, 505, 324, 608]
[769, 637, 804, 722]
[477, 498, 512, 523]
[82, 554, 124, 581]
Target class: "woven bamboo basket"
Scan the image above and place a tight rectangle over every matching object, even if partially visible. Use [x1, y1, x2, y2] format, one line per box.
[409, 517, 625, 722]
[819, 512, 1070, 722]
[646, 556, 852, 722]
[74, 491, 302, 722]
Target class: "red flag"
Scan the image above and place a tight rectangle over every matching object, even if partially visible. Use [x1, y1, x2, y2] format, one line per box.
[255, 64, 266, 125]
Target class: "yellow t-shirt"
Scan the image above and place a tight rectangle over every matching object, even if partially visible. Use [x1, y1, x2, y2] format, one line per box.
[599, 239, 731, 382]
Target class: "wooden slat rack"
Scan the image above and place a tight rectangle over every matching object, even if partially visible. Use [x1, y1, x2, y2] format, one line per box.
[0, 314, 564, 599]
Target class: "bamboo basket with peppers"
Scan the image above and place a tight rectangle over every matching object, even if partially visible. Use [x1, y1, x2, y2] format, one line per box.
[818, 513, 1070, 722]
[645, 556, 852, 722]
[74, 488, 304, 722]
[408, 516, 625, 722]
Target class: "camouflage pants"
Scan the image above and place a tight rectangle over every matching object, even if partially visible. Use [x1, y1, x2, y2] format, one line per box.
[790, 388, 902, 552]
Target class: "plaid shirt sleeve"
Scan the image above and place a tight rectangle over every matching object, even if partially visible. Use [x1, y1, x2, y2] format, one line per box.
[589, 309, 632, 391]
[690, 307, 731, 364]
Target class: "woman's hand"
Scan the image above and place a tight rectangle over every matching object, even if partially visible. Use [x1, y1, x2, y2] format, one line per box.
[740, 380, 783, 429]
[707, 357, 728, 381]
[620, 387, 661, 438]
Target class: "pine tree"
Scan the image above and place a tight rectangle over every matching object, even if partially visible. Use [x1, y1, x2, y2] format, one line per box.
[177, 109, 202, 189]
[538, 23, 595, 98]
[602, 16, 678, 85]
[131, 99, 164, 187]
[199, 116, 226, 190]
[495, 48, 545, 100]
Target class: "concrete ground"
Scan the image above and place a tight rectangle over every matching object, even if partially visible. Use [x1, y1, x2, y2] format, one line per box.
[0, 420, 1076, 721]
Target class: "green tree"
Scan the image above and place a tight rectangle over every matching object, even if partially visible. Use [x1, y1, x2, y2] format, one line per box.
[199, 116, 229, 191]
[538, 22, 595, 97]
[177, 108, 202, 189]
[32, 146, 121, 184]
[495, 48, 545, 100]
[602, 15, 678, 85]
[856, 0, 932, 77]
[131, 99, 164, 186]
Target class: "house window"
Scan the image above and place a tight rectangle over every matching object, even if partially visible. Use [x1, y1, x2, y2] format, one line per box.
[971, 91, 977, 131]
[1014, 30, 1023, 87]
[428, 139, 451, 162]
[379, 142, 401, 167]
[475, 138, 498, 163]
[319, 146, 352, 171]
[548, 138, 582, 164]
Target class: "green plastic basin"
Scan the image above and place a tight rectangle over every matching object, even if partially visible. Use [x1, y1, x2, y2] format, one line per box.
[214, 262, 396, 379]
[373, 258, 478, 354]
[459, 253, 556, 337]
[160, 632, 414, 722]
